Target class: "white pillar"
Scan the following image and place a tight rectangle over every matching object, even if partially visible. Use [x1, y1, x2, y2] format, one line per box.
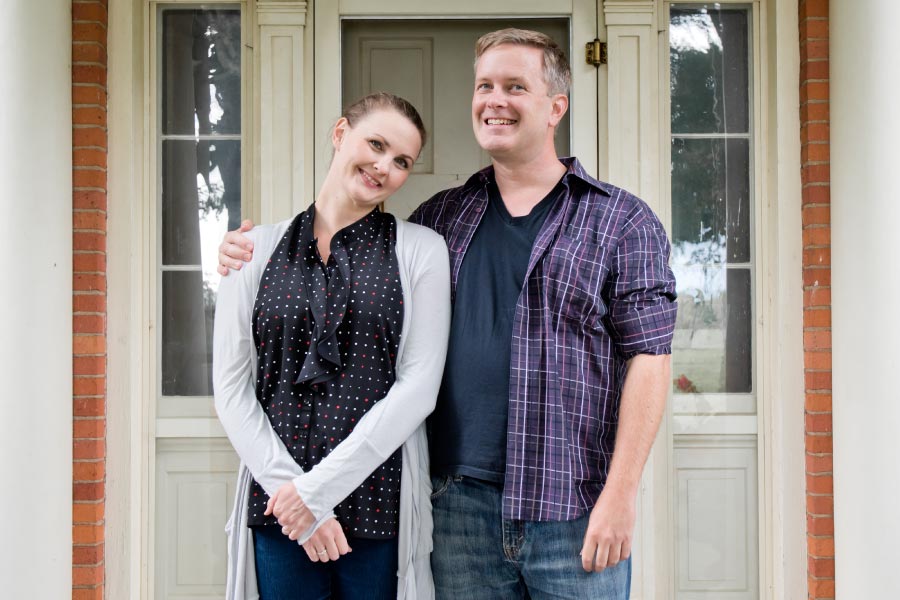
[831, 1, 900, 596]
[0, 1, 73, 597]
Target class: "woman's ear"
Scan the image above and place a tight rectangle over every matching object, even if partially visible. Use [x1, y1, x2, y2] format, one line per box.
[332, 117, 350, 151]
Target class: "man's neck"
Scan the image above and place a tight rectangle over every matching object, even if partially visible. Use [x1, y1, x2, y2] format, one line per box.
[491, 154, 567, 217]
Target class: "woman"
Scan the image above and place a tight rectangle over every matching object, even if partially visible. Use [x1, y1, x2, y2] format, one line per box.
[213, 92, 450, 600]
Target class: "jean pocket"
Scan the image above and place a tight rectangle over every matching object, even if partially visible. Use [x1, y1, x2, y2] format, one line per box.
[429, 475, 455, 501]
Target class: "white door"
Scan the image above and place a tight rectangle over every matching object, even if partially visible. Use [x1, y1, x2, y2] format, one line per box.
[314, 4, 664, 600]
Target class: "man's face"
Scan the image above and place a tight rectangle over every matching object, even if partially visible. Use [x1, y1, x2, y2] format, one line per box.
[471, 44, 563, 162]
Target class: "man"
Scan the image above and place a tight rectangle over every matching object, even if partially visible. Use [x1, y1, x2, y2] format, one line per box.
[218, 28, 676, 599]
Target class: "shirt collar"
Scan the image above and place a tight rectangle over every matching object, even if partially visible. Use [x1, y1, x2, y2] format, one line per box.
[462, 156, 613, 196]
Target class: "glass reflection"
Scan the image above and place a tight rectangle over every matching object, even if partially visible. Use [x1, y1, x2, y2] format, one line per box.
[162, 10, 241, 136]
[670, 8, 749, 134]
[162, 271, 217, 396]
[162, 140, 241, 269]
[671, 265, 752, 394]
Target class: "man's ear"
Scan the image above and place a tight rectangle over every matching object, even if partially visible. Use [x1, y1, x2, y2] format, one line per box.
[332, 117, 350, 150]
[549, 94, 569, 127]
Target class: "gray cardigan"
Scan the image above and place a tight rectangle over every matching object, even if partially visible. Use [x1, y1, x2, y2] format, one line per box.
[213, 217, 450, 600]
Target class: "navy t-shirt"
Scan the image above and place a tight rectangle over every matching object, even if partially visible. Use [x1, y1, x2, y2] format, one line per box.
[429, 179, 562, 482]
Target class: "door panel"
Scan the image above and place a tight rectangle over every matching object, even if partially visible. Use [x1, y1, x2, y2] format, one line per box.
[341, 19, 571, 218]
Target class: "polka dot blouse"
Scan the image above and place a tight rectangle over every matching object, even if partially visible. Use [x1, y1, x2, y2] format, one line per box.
[246, 205, 404, 539]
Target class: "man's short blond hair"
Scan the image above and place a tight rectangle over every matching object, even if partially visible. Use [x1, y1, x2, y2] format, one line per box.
[475, 28, 571, 96]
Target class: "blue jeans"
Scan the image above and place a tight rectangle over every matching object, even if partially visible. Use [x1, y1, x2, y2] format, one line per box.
[252, 525, 398, 600]
[430, 476, 631, 600]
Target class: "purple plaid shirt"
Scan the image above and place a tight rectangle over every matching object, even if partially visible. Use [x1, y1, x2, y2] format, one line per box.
[410, 157, 677, 521]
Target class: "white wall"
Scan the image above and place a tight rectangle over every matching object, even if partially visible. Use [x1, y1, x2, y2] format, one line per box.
[831, 0, 900, 596]
[0, 1, 73, 597]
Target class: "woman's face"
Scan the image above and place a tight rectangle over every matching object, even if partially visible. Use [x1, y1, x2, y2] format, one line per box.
[331, 108, 422, 208]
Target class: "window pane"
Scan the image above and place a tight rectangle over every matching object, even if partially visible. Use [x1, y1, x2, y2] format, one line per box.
[161, 139, 241, 266]
[161, 271, 216, 396]
[161, 10, 241, 136]
[670, 7, 749, 134]
[671, 138, 750, 264]
[671, 265, 751, 394]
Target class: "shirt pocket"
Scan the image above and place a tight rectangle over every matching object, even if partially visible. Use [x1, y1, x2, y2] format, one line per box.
[545, 235, 611, 329]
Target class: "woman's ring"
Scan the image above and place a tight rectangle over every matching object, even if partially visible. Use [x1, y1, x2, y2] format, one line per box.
[317, 549, 327, 556]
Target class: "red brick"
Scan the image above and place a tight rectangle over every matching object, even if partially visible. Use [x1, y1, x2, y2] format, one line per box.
[800, 59, 830, 82]
[803, 247, 830, 267]
[72, 42, 107, 65]
[74, 565, 105, 587]
[73, 438, 106, 460]
[809, 578, 835, 596]
[72, 65, 106, 87]
[73, 542, 104, 564]
[802, 163, 830, 185]
[74, 461, 105, 483]
[73, 232, 107, 253]
[74, 210, 107, 231]
[807, 493, 833, 516]
[73, 587, 104, 600]
[74, 274, 107, 293]
[804, 370, 832, 391]
[800, 99, 829, 123]
[74, 149, 108, 169]
[800, 81, 830, 103]
[806, 393, 832, 412]
[73, 105, 107, 127]
[800, 18, 829, 40]
[806, 476, 833, 498]
[803, 226, 831, 247]
[73, 293, 107, 314]
[804, 286, 831, 308]
[73, 314, 105, 334]
[803, 309, 831, 329]
[801, 122, 830, 143]
[808, 556, 835, 578]
[72, 21, 107, 41]
[72, 84, 106, 106]
[806, 434, 833, 454]
[73, 127, 108, 150]
[74, 356, 106, 376]
[803, 350, 832, 369]
[804, 329, 831, 350]
[800, 0, 829, 19]
[73, 169, 107, 190]
[802, 267, 831, 287]
[802, 205, 830, 226]
[74, 397, 105, 418]
[801, 39, 829, 62]
[73, 253, 107, 274]
[806, 517, 834, 536]
[72, 2, 108, 24]
[73, 189, 107, 210]
[73, 524, 104, 544]
[73, 418, 105, 438]
[806, 453, 833, 474]
[807, 535, 835, 558]
[73, 482, 105, 502]
[802, 142, 830, 164]
[74, 376, 105, 396]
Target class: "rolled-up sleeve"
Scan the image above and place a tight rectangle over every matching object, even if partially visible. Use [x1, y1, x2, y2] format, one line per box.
[604, 205, 678, 359]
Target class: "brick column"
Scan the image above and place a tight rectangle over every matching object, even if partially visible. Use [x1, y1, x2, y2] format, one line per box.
[798, 1, 834, 599]
[72, 1, 108, 598]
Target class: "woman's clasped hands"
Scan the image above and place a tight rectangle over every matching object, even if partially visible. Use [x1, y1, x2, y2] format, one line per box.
[265, 481, 352, 563]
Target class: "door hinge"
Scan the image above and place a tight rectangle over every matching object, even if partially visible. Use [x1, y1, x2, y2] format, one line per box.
[585, 39, 607, 66]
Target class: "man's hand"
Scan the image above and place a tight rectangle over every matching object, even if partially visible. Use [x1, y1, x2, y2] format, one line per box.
[217, 219, 256, 276]
[265, 481, 315, 540]
[301, 518, 352, 563]
[579, 485, 636, 572]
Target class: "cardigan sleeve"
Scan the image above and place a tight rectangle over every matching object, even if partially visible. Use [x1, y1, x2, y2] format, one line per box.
[291, 225, 451, 526]
[212, 225, 307, 495]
